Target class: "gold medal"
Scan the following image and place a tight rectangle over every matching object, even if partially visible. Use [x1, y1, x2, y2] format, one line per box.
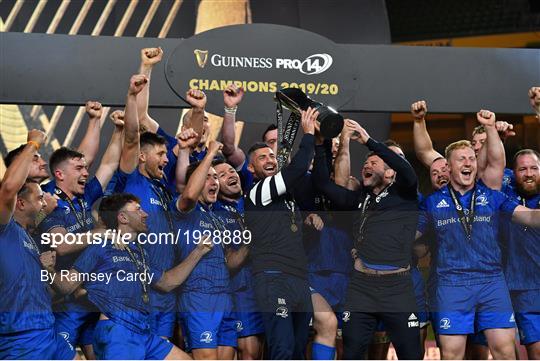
[142, 293, 150, 304]
[290, 223, 298, 232]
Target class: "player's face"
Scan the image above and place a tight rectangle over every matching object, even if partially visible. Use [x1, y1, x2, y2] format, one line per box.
[214, 163, 242, 199]
[471, 132, 486, 155]
[18, 183, 46, 219]
[142, 144, 168, 180]
[200, 167, 220, 204]
[430, 158, 450, 190]
[249, 147, 278, 179]
[514, 154, 540, 196]
[331, 138, 340, 159]
[448, 147, 477, 189]
[362, 155, 386, 188]
[122, 201, 148, 233]
[28, 153, 49, 182]
[58, 157, 89, 196]
[264, 129, 278, 154]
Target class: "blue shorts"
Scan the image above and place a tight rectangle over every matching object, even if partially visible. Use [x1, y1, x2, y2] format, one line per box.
[511, 289, 540, 345]
[233, 289, 264, 338]
[54, 311, 99, 346]
[149, 311, 176, 338]
[0, 327, 75, 359]
[93, 319, 173, 359]
[308, 272, 349, 307]
[431, 278, 515, 335]
[178, 292, 237, 351]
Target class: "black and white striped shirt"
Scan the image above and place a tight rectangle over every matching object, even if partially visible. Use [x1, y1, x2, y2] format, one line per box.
[244, 134, 315, 278]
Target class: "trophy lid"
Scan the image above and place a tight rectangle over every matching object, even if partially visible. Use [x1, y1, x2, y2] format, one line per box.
[275, 88, 313, 112]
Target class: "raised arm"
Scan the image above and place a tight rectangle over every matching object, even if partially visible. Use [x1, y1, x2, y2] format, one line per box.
[94, 111, 124, 191]
[40, 252, 83, 294]
[176, 141, 223, 212]
[137, 47, 163, 133]
[0, 130, 46, 224]
[477, 110, 505, 190]
[154, 239, 212, 292]
[184, 89, 206, 141]
[312, 140, 358, 209]
[334, 119, 355, 187]
[529, 87, 540, 146]
[119, 74, 148, 173]
[411, 100, 443, 168]
[175, 128, 199, 194]
[221, 84, 246, 168]
[76, 101, 102, 167]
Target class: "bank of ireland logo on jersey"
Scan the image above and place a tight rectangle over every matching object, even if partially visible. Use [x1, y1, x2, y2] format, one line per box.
[440, 318, 451, 330]
[194, 49, 209, 68]
[200, 331, 213, 343]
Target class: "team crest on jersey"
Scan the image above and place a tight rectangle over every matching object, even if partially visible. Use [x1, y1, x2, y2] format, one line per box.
[236, 321, 243, 332]
[440, 318, 451, 330]
[342, 311, 351, 323]
[58, 332, 74, 351]
[475, 195, 489, 206]
[200, 331, 213, 343]
[64, 206, 70, 214]
[276, 306, 289, 318]
[436, 199, 450, 208]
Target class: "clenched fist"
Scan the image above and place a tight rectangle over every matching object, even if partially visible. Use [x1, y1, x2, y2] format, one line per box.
[128, 74, 148, 95]
[186, 89, 207, 109]
[40, 251, 56, 271]
[109, 110, 125, 127]
[223, 84, 245, 108]
[411, 100, 427, 121]
[476, 109, 496, 126]
[27, 129, 46, 147]
[85, 101, 103, 119]
[141, 47, 163, 67]
[529, 87, 540, 115]
[176, 128, 199, 150]
[207, 140, 223, 155]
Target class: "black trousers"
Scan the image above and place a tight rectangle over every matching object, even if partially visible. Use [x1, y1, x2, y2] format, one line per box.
[253, 272, 313, 360]
[341, 271, 423, 360]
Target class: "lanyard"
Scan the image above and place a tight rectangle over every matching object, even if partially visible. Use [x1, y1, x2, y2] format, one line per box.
[148, 180, 173, 232]
[355, 183, 393, 245]
[54, 187, 87, 230]
[448, 186, 476, 240]
[284, 196, 299, 232]
[124, 243, 150, 304]
[200, 204, 227, 233]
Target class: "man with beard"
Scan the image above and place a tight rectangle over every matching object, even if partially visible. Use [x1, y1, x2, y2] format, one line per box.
[173, 141, 238, 360]
[36, 98, 123, 359]
[115, 74, 179, 340]
[244, 107, 318, 359]
[501, 149, 540, 359]
[41, 193, 210, 360]
[417, 110, 540, 359]
[0, 129, 76, 359]
[313, 120, 422, 359]
[212, 159, 265, 359]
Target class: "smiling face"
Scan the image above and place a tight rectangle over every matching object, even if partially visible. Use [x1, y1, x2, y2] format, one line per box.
[214, 162, 242, 200]
[430, 158, 450, 190]
[361, 155, 387, 189]
[120, 201, 148, 234]
[199, 167, 220, 204]
[514, 153, 539, 197]
[248, 146, 278, 179]
[55, 157, 89, 196]
[448, 146, 477, 192]
[141, 144, 168, 180]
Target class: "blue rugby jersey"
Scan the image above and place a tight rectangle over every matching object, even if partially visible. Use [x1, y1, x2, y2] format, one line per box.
[37, 177, 103, 271]
[73, 242, 163, 333]
[156, 127, 179, 194]
[116, 168, 177, 312]
[418, 182, 519, 286]
[501, 184, 540, 291]
[173, 200, 230, 294]
[0, 218, 54, 334]
[214, 197, 252, 292]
